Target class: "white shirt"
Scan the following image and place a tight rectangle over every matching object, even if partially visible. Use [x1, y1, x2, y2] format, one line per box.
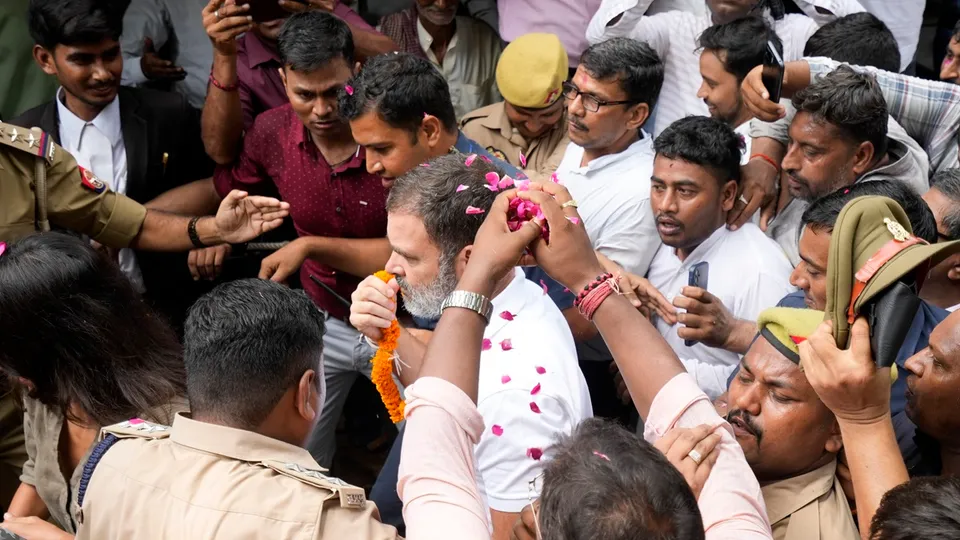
[586, 0, 865, 135]
[555, 134, 660, 275]
[56, 90, 145, 292]
[736, 121, 752, 165]
[121, 0, 212, 109]
[418, 16, 503, 120]
[647, 225, 795, 399]
[475, 268, 592, 512]
[949, 304, 959, 313]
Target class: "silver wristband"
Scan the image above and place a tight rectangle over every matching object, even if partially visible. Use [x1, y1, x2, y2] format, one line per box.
[441, 290, 493, 323]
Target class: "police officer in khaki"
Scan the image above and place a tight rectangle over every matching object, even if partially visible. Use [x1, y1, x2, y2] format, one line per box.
[460, 33, 570, 182]
[0, 121, 291, 513]
[73, 279, 399, 539]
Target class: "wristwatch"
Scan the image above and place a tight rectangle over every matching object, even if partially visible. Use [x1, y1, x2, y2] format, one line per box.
[441, 290, 493, 323]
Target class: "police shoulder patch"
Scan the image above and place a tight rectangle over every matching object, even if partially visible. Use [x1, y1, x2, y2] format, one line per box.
[79, 166, 107, 194]
[486, 146, 508, 162]
[261, 460, 367, 509]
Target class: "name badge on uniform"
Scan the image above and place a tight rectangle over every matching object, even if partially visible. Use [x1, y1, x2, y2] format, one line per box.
[79, 166, 106, 194]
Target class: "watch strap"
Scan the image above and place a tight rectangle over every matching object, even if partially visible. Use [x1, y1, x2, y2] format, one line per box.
[188, 216, 207, 249]
[441, 290, 493, 323]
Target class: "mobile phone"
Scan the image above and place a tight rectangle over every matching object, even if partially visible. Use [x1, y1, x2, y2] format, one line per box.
[249, 0, 300, 23]
[760, 41, 784, 103]
[684, 262, 709, 347]
[0, 528, 27, 540]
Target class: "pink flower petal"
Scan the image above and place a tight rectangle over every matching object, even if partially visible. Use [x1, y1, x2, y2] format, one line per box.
[492, 425, 504, 436]
[531, 383, 541, 395]
[482, 339, 492, 351]
[535, 366, 546, 375]
[519, 151, 528, 168]
[479, 155, 492, 163]
[539, 279, 548, 295]
[516, 179, 530, 191]
[344, 85, 354, 95]
[563, 287, 570, 293]
[419, 163, 430, 167]
[485, 171, 500, 186]
[500, 339, 513, 351]
[567, 216, 580, 225]
[501, 374, 511, 384]
[593, 450, 610, 461]
[466, 206, 486, 215]
[530, 402, 541, 414]
[456, 184, 469, 192]
[499, 311, 515, 321]
[498, 176, 515, 189]
[550, 172, 560, 184]
[485, 184, 500, 192]
[0, 242, 6, 257]
[527, 447, 543, 461]
[465, 154, 477, 166]
[128, 418, 144, 424]
[423, 112, 428, 118]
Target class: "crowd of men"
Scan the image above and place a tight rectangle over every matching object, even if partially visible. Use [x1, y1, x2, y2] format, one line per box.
[1, 0, 960, 539]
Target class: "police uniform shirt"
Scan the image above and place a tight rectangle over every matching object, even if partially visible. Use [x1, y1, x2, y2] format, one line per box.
[0, 122, 146, 246]
[460, 102, 569, 182]
[762, 459, 859, 540]
[75, 414, 400, 539]
[19, 396, 186, 533]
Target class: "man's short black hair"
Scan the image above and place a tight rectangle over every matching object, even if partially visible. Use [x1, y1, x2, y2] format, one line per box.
[803, 13, 901, 72]
[654, 115, 744, 185]
[801, 180, 937, 244]
[184, 279, 326, 429]
[278, 11, 355, 71]
[579, 37, 664, 110]
[931, 169, 960, 240]
[539, 418, 705, 540]
[870, 476, 960, 539]
[792, 65, 888, 158]
[28, 0, 123, 50]
[387, 153, 504, 261]
[339, 53, 457, 136]
[698, 16, 783, 82]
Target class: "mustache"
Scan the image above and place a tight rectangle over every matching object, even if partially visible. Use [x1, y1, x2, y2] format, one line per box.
[655, 213, 682, 226]
[726, 409, 763, 443]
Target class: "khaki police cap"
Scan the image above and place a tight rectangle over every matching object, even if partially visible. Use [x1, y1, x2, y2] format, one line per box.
[825, 196, 960, 348]
[495, 33, 568, 109]
[756, 307, 825, 365]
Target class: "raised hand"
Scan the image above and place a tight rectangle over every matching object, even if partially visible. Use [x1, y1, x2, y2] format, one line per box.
[215, 189, 290, 244]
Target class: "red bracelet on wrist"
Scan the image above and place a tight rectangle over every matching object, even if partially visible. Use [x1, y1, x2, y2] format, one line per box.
[750, 153, 781, 172]
[209, 73, 238, 92]
[574, 273, 620, 320]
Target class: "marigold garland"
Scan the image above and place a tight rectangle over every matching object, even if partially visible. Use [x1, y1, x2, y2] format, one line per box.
[372, 270, 405, 423]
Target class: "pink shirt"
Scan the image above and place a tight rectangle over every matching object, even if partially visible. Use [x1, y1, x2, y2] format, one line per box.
[644, 374, 773, 539]
[497, 0, 603, 67]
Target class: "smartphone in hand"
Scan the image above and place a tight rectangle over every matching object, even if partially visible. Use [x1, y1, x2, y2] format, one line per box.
[248, 0, 304, 22]
[760, 41, 784, 103]
[684, 262, 709, 347]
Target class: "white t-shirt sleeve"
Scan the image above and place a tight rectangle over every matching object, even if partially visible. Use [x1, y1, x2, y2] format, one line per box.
[736, 268, 796, 322]
[475, 390, 576, 512]
[595, 198, 661, 276]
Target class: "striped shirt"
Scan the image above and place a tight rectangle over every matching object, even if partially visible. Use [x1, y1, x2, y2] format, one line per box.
[808, 57, 960, 174]
[586, 0, 865, 135]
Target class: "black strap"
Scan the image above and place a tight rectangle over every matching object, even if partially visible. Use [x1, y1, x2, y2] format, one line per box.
[77, 433, 120, 508]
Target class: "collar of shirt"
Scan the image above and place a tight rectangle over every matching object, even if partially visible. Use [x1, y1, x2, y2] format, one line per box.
[662, 225, 729, 269]
[56, 87, 122, 148]
[417, 16, 460, 65]
[563, 132, 651, 176]
[485, 268, 533, 338]
[289, 119, 365, 172]
[478, 102, 520, 143]
[241, 31, 281, 68]
[761, 459, 839, 525]
[169, 413, 323, 470]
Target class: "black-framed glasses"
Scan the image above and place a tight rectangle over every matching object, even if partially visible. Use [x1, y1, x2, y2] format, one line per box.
[562, 82, 635, 113]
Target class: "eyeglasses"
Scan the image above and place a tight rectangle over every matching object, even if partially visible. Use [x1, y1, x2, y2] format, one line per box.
[528, 473, 543, 539]
[562, 82, 635, 113]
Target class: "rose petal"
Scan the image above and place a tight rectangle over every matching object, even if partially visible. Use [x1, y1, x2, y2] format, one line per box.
[0, 242, 6, 258]
[519, 151, 528, 168]
[479, 155, 493, 163]
[550, 172, 560, 184]
[499, 311, 515, 321]
[531, 383, 541, 395]
[419, 163, 430, 168]
[466, 206, 486, 215]
[485, 171, 500, 186]
[527, 447, 543, 461]
[592, 450, 610, 461]
[540, 279, 548, 295]
[567, 216, 580, 225]
[535, 366, 546, 375]
[498, 176, 515, 189]
[344, 85, 354, 95]
[492, 425, 504, 436]
[501, 374, 511, 384]
[563, 288, 570, 293]
[465, 154, 477, 166]
[530, 402, 541, 414]
[482, 339, 492, 351]
[500, 339, 513, 351]
[456, 184, 469, 192]
[516, 179, 530, 191]
[485, 184, 500, 192]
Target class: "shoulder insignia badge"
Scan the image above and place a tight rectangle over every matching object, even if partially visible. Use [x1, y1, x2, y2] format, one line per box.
[101, 418, 171, 441]
[262, 460, 367, 509]
[79, 166, 107, 194]
[486, 146, 508, 162]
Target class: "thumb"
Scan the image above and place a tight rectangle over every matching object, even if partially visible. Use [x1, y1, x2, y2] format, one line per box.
[144, 37, 155, 53]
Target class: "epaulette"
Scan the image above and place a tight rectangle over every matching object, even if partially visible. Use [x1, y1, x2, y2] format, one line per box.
[100, 418, 172, 441]
[0, 123, 56, 164]
[261, 460, 367, 509]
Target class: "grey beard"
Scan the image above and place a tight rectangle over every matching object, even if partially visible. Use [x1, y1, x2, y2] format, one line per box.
[397, 257, 459, 319]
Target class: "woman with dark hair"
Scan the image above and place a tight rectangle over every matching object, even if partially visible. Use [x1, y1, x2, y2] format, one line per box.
[0, 233, 187, 539]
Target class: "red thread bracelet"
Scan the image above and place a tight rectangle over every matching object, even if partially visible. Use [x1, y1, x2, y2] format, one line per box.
[209, 73, 238, 92]
[750, 153, 781, 172]
[574, 273, 620, 320]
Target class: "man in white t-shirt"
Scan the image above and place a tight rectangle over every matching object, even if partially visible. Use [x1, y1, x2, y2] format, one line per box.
[647, 116, 794, 398]
[349, 154, 592, 539]
[696, 17, 782, 166]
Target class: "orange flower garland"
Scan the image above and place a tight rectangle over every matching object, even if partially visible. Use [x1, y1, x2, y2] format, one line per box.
[372, 270, 405, 423]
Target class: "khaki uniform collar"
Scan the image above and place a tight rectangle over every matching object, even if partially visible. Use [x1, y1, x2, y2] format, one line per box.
[169, 413, 324, 471]
[762, 459, 838, 525]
